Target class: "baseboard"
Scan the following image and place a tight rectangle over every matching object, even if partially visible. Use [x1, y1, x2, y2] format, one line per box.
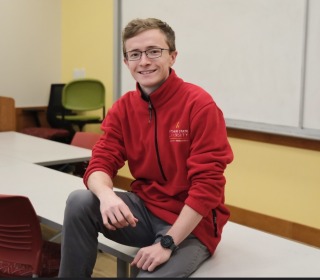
[113, 175, 320, 249]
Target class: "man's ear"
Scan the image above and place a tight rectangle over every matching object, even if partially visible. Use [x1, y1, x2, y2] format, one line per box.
[124, 58, 129, 67]
[169, 51, 178, 67]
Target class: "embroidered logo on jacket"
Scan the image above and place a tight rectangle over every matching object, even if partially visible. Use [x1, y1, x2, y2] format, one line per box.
[169, 122, 189, 142]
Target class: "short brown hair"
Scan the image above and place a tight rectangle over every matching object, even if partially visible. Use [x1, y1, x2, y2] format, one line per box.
[122, 18, 176, 56]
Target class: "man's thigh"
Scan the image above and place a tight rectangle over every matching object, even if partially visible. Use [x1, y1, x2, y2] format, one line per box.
[100, 191, 157, 247]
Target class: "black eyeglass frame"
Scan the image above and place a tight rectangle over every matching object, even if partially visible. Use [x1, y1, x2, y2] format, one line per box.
[124, 48, 170, 61]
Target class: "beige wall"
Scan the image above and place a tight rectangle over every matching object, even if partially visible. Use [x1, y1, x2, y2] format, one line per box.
[61, 0, 114, 132]
[61, 0, 320, 230]
[0, 0, 61, 107]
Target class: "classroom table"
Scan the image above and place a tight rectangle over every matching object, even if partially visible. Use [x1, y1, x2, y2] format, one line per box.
[0, 131, 91, 166]
[2, 155, 320, 277]
[1, 133, 320, 277]
[0, 154, 138, 277]
[0, 154, 85, 229]
[190, 222, 320, 277]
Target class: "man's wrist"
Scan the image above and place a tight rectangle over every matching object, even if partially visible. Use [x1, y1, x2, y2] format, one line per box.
[160, 235, 178, 252]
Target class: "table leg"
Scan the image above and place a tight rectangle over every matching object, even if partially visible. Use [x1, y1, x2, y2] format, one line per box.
[117, 259, 130, 278]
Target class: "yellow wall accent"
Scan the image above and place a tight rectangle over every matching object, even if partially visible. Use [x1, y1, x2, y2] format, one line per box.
[225, 138, 320, 229]
[61, 1, 320, 231]
[61, 0, 113, 132]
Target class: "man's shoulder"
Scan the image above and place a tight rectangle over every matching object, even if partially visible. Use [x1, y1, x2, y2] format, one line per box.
[179, 82, 214, 104]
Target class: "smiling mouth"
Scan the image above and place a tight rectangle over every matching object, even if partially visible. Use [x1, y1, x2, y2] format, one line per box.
[139, 70, 156, 75]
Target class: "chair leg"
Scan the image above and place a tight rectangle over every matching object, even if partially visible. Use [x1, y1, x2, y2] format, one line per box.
[78, 124, 85, 131]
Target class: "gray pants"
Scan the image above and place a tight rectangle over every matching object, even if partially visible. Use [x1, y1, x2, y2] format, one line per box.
[58, 189, 210, 278]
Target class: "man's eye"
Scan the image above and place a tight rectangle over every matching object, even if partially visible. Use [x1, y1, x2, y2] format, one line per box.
[149, 49, 161, 55]
[129, 52, 140, 58]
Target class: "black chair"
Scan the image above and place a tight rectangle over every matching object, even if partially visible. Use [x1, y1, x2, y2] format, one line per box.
[20, 84, 76, 144]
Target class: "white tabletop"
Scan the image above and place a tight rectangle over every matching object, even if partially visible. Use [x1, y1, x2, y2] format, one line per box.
[0, 154, 124, 231]
[191, 222, 320, 277]
[0, 131, 91, 166]
[1, 134, 319, 277]
[0, 155, 85, 229]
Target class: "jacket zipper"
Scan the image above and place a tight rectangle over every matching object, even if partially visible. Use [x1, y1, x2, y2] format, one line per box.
[148, 99, 167, 181]
[148, 101, 152, 123]
[212, 209, 218, 237]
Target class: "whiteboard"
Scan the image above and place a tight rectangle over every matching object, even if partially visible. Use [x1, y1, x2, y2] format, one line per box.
[303, 0, 320, 131]
[116, 0, 320, 140]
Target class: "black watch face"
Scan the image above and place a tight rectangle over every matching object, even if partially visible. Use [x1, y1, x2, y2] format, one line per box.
[161, 235, 173, 248]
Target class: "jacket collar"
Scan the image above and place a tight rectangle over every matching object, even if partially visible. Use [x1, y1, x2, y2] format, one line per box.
[136, 68, 184, 108]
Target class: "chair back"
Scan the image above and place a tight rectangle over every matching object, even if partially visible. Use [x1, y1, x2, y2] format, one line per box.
[66, 131, 102, 177]
[0, 194, 43, 276]
[47, 83, 66, 117]
[71, 131, 102, 149]
[0, 96, 16, 131]
[19, 84, 74, 143]
[62, 79, 105, 113]
[46, 84, 74, 130]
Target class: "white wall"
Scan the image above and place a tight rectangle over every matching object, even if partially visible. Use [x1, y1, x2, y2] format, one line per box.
[0, 0, 61, 107]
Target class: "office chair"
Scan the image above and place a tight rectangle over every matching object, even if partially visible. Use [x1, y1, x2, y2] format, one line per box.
[60, 78, 106, 131]
[0, 96, 16, 131]
[71, 131, 102, 149]
[0, 194, 61, 278]
[20, 84, 75, 143]
[57, 131, 102, 177]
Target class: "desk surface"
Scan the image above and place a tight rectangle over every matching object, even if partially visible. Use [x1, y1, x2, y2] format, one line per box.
[1, 146, 320, 277]
[191, 222, 320, 277]
[0, 156, 138, 264]
[0, 131, 91, 165]
[0, 155, 85, 229]
[0, 156, 128, 231]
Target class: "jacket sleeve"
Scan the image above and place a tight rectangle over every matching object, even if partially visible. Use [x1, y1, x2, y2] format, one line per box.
[185, 101, 234, 217]
[83, 101, 127, 187]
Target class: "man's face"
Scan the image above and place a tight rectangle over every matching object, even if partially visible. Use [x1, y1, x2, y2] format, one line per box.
[124, 29, 177, 95]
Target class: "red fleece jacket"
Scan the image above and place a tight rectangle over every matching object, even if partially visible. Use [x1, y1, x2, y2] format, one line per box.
[83, 69, 234, 254]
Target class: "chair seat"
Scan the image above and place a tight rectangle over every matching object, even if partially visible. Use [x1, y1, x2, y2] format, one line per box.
[58, 115, 101, 121]
[0, 240, 61, 277]
[21, 127, 70, 140]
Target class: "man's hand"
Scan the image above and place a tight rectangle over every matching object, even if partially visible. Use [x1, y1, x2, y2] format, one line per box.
[87, 171, 138, 230]
[99, 190, 138, 230]
[131, 242, 172, 272]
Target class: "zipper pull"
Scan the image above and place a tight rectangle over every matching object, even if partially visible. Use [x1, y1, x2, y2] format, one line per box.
[148, 101, 152, 123]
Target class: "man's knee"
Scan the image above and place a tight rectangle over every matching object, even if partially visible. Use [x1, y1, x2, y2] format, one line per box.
[65, 189, 98, 216]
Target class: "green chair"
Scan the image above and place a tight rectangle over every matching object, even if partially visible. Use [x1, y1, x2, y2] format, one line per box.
[61, 78, 105, 131]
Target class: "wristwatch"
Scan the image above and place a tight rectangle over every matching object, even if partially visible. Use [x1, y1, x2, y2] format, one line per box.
[160, 235, 178, 252]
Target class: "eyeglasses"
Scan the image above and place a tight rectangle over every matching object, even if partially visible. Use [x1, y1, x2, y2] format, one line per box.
[125, 48, 170, 61]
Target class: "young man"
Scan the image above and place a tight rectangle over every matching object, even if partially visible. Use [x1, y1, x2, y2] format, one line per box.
[58, 18, 233, 278]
